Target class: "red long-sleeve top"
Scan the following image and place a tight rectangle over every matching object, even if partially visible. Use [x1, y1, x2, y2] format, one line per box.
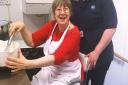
[32, 20, 80, 65]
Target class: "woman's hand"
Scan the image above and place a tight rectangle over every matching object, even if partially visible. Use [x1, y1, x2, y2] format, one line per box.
[87, 51, 99, 70]
[9, 21, 25, 37]
[6, 49, 30, 72]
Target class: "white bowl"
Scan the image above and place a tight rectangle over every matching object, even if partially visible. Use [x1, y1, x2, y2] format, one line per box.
[0, 40, 19, 67]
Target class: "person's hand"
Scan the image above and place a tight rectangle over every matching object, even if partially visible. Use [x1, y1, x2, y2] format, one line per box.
[6, 49, 30, 72]
[9, 21, 25, 37]
[87, 51, 99, 70]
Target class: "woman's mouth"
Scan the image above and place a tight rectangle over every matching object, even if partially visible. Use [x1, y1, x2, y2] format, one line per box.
[59, 15, 67, 20]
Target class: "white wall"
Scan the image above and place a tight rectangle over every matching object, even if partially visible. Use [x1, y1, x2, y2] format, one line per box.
[0, 0, 23, 21]
[113, 0, 128, 59]
[10, 0, 23, 21]
[104, 0, 128, 85]
[0, 5, 9, 20]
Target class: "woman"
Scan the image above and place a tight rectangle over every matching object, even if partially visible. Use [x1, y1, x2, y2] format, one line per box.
[6, 0, 82, 85]
[70, 0, 117, 85]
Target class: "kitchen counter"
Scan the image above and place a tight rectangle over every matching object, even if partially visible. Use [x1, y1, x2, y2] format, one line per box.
[0, 70, 31, 85]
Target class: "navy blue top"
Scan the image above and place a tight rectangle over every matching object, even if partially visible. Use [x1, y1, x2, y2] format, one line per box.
[70, 0, 117, 67]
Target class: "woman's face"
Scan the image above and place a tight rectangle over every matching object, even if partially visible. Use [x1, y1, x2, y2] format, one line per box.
[54, 5, 71, 25]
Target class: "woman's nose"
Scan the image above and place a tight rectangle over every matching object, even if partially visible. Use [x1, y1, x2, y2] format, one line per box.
[60, 9, 65, 14]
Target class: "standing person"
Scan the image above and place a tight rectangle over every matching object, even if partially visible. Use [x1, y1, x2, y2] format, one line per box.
[6, 0, 82, 85]
[70, 0, 117, 85]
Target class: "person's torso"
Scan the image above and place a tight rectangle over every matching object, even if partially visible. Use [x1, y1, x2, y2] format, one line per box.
[71, 0, 103, 31]
[70, 0, 114, 66]
[43, 23, 80, 63]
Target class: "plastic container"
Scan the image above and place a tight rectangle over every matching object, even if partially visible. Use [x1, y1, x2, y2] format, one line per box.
[0, 40, 19, 67]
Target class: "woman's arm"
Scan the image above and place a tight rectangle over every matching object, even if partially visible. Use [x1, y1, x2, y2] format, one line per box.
[20, 25, 34, 47]
[9, 21, 34, 47]
[6, 49, 55, 72]
[28, 55, 55, 68]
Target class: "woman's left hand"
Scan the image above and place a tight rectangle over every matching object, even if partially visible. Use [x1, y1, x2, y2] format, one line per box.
[6, 49, 30, 72]
[87, 51, 99, 70]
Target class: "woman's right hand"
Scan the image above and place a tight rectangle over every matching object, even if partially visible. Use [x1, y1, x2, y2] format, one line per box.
[9, 21, 25, 36]
[6, 49, 31, 72]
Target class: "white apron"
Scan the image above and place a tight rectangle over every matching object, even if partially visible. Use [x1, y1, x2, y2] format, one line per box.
[31, 23, 81, 85]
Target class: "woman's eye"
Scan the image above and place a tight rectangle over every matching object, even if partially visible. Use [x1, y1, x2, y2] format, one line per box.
[56, 9, 61, 12]
[64, 8, 68, 11]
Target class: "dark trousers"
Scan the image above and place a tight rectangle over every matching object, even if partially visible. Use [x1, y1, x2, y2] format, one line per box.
[83, 63, 111, 85]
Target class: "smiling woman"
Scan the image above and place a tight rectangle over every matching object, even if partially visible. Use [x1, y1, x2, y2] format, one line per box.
[5, 0, 82, 85]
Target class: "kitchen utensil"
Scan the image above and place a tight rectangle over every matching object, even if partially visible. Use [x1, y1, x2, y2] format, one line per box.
[5, 33, 15, 51]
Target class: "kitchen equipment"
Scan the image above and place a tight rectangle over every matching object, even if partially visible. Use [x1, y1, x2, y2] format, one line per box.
[0, 20, 9, 40]
[5, 33, 15, 51]
[0, 20, 9, 32]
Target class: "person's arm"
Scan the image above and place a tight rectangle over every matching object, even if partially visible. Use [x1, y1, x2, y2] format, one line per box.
[53, 26, 80, 64]
[88, 0, 117, 69]
[94, 28, 116, 56]
[21, 25, 34, 47]
[9, 22, 34, 47]
[9, 21, 53, 47]
[88, 28, 116, 69]
[28, 55, 55, 68]
[6, 49, 55, 72]
[94, 0, 117, 56]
